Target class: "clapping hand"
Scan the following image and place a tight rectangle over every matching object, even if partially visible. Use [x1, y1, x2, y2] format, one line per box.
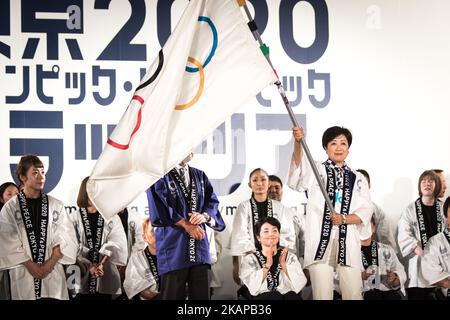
[279, 247, 288, 268]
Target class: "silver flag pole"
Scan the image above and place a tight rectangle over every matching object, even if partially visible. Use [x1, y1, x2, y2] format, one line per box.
[240, 1, 334, 213]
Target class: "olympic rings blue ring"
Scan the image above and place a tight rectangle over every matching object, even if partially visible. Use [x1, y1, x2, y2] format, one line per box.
[185, 16, 217, 73]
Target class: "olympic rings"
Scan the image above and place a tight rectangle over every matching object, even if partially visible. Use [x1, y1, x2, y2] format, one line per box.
[108, 16, 217, 150]
[107, 95, 143, 150]
[107, 50, 165, 150]
[175, 56, 204, 110]
[185, 16, 217, 73]
[175, 16, 216, 110]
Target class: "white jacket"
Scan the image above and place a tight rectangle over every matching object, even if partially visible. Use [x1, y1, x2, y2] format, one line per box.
[229, 199, 296, 256]
[287, 155, 372, 269]
[70, 210, 128, 295]
[0, 195, 78, 299]
[397, 201, 445, 288]
[421, 231, 450, 296]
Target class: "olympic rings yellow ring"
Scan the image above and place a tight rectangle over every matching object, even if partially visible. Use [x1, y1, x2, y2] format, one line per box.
[175, 56, 204, 110]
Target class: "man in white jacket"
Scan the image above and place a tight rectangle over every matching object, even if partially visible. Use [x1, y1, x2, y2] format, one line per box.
[0, 155, 78, 299]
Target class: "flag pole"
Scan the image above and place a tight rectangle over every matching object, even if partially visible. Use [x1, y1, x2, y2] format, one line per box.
[238, 0, 335, 214]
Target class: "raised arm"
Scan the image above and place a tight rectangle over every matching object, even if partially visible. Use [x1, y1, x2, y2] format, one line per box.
[292, 127, 304, 167]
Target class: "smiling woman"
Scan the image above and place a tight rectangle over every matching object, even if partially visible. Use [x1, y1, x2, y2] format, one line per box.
[229, 168, 297, 290]
[321, 126, 352, 167]
[288, 126, 372, 300]
[238, 216, 307, 300]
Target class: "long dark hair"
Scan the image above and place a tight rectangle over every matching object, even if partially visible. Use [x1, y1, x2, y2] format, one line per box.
[0, 182, 19, 204]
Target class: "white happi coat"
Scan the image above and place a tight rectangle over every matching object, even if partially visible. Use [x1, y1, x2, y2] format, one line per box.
[420, 231, 450, 296]
[372, 202, 397, 252]
[239, 251, 307, 296]
[291, 208, 306, 260]
[70, 210, 128, 295]
[123, 209, 144, 259]
[287, 155, 372, 269]
[0, 195, 78, 300]
[123, 243, 158, 299]
[206, 226, 222, 288]
[397, 201, 445, 288]
[362, 242, 406, 294]
[229, 199, 296, 256]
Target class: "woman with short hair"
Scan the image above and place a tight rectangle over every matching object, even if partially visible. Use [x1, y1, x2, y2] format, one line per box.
[288, 126, 372, 300]
[239, 216, 306, 300]
[398, 170, 445, 300]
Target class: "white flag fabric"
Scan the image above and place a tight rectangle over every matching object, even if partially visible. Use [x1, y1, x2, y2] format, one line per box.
[87, 0, 277, 220]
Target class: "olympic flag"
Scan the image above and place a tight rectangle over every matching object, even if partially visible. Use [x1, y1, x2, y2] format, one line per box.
[87, 0, 277, 220]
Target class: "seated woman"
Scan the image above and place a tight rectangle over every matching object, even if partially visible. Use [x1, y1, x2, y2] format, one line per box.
[230, 168, 296, 285]
[239, 216, 307, 300]
[123, 217, 159, 300]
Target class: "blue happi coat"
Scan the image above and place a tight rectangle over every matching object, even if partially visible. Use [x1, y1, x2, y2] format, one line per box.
[146, 166, 225, 276]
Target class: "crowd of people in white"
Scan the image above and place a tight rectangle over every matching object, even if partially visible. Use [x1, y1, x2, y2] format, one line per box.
[0, 126, 449, 300]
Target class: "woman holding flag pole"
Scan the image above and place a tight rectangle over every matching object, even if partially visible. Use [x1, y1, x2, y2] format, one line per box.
[238, 0, 371, 300]
[287, 127, 372, 300]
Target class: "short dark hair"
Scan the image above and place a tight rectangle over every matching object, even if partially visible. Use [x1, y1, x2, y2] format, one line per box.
[444, 197, 450, 218]
[268, 175, 283, 187]
[77, 176, 90, 208]
[254, 216, 281, 238]
[418, 170, 440, 198]
[15, 155, 43, 185]
[356, 169, 370, 185]
[322, 126, 352, 149]
[432, 169, 444, 174]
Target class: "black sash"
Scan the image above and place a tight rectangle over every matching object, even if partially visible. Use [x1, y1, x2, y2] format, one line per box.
[250, 197, 273, 246]
[144, 246, 160, 291]
[361, 241, 379, 269]
[337, 167, 354, 265]
[18, 191, 49, 299]
[314, 161, 355, 265]
[170, 167, 199, 263]
[129, 220, 136, 249]
[414, 198, 442, 248]
[79, 208, 104, 294]
[254, 249, 282, 291]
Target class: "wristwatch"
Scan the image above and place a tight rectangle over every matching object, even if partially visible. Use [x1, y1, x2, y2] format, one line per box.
[202, 212, 212, 223]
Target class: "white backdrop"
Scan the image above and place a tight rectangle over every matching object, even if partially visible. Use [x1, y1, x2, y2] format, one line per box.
[1, 0, 449, 299]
